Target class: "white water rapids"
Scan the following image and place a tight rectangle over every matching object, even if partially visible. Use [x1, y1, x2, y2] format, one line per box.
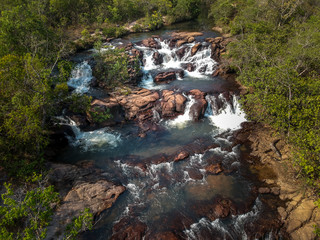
[137, 38, 218, 90]
[67, 61, 92, 94]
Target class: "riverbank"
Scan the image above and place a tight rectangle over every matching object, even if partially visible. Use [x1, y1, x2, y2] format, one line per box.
[233, 122, 319, 239]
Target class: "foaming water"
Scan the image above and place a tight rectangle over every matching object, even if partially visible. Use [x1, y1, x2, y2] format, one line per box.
[137, 38, 217, 89]
[206, 94, 247, 131]
[67, 61, 92, 94]
[166, 95, 196, 129]
[184, 198, 262, 240]
[59, 118, 121, 151]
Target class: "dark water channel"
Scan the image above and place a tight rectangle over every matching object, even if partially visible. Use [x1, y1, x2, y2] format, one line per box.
[57, 21, 284, 239]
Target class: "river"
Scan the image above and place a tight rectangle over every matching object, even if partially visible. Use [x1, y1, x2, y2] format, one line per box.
[56, 21, 284, 239]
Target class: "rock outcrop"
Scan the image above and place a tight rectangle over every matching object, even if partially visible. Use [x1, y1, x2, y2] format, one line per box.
[153, 51, 163, 65]
[188, 89, 208, 121]
[191, 43, 201, 56]
[233, 122, 320, 239]
[160, 90, 187, 117]
[46, 163, 125, 239]
[154, 71, 176, 84]
[169, 32, 203, 48]
[141, 37, 161, 49]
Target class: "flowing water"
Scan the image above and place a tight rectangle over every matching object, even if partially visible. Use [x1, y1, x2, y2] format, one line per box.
[58, 22, 282, 239]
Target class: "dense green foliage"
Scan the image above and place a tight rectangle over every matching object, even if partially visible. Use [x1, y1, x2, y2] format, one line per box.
[0, 174, 93, 239]
[209, 0, 320, 189]
[0, 174, 59, 239]
[94, 47, 140, 88]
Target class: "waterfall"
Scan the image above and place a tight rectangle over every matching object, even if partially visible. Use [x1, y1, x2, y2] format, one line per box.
[166, 96, 196, 129]
[56, 117, 121, 151]
[205, 94, 247, 131]
[67, 61, 93, 94]
[136, 38, 218, 89]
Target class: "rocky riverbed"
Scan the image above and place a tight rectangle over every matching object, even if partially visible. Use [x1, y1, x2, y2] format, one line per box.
[46, 27, 320, 239]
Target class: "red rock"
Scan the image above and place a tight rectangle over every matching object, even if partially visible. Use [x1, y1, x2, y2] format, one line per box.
[174, 151, 189, 162]
[141, 37, 161, 49]
[154, 71, 176, 83]
[188, 37, 195, 43]
[153, 51, 163, 65]
[205, 163, 223, 175]
[176, 46, 188, 59]
[131, 48, 143, 59]
[176, 39, 187, 47]
[111, 217, 147, 240]
[191, 43, 201, 56]
[175, 94, 187, 112]
[187, 168, 203, 180]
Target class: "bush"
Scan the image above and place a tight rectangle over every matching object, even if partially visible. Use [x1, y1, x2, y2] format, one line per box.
[0, 174, 60, 239]
[103, 26, 128, 38]
[145, 11, 163, 31]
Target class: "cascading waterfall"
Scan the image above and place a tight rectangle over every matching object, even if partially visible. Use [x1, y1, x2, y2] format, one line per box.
[166, 95, 196, 129]
[136, 38, 218, 89]
[67, 61, 93, 94]
[56, 117, 121, 151]
[206, 94, 247, 131]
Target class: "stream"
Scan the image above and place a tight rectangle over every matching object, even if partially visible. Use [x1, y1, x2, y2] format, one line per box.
[56, 21, 284, 239]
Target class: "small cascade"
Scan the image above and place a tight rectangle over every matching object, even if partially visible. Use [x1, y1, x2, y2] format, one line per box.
[166, 96, 196, 129]
[57, 117, 121, 151]
[67, 61, 93, 94]
[184, 198, 262, 240]
[206, 94, 247, 131]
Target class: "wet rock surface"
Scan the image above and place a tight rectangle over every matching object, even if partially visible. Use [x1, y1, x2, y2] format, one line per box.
[46, 163, 125, 239]
[188, 89, 208, 121]
[141, 37, 161, 49]
[154, 71, 176, 83]
[111, 217, 147, 240]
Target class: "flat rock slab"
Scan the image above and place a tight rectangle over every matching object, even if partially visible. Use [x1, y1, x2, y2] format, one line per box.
[46, 163, 125, 239]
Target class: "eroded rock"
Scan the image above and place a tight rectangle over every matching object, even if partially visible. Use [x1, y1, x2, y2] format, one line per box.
[205, 163, 223, 175]
[153, 51, 163, 65]
[191, 43, 201, 56]
[174, 151, 190, 162]
[141, 37, 161, 49]
[46, 163, 125, 239]
[154, 71, 176, 84]
[188, 89, 208, 121]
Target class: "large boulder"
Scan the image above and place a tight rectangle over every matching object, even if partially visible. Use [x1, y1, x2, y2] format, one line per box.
[141, 37, 161, 49]
[153, 51, 163, 65]
[46, 163, 125, 239]
[169, 32, 202, 48]
[188, 89, 208, 121]
[191, 43, 201, 56]
[160, 90, 187, 117]
[116, 88, 160, 120]
[176, 46, 188, 59]
[205, 163, 223, 175]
